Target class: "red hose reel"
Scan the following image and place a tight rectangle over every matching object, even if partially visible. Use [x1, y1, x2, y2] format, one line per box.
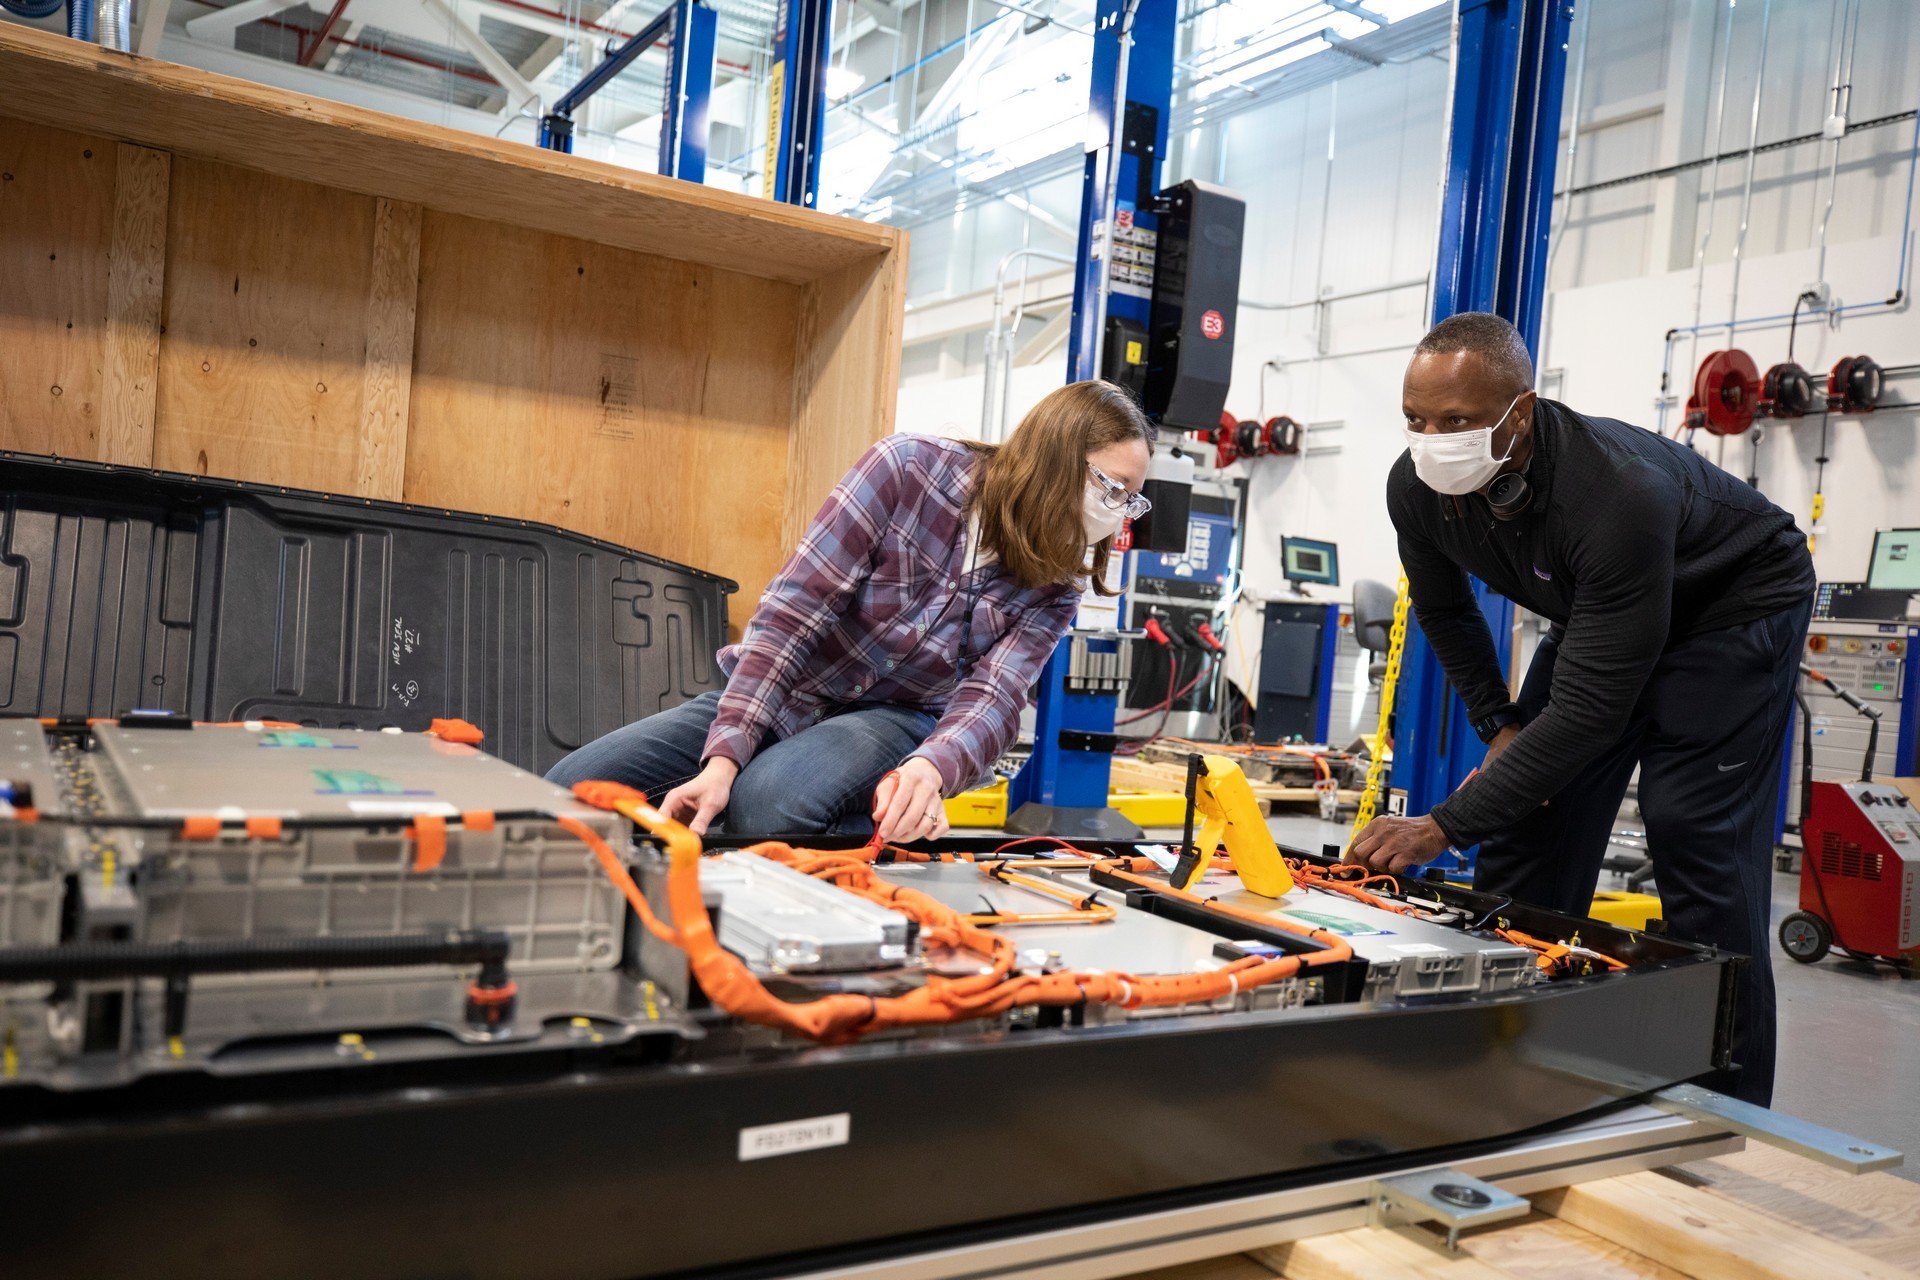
[1685, 349, 1761, 436]
[1688, 349, 1884, 434]
[1202, 412, 1302, 467]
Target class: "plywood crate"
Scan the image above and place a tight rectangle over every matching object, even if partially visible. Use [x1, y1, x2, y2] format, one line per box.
[0, 23, 906, 628]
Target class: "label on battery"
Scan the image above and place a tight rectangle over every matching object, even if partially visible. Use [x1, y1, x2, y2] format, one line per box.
[1275, 908, 1390, 937]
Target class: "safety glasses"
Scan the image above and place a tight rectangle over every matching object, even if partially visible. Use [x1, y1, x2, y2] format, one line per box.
[1087, 462, 1152, 520]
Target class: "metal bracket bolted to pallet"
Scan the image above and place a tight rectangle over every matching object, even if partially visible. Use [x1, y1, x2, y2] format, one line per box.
[1367, 1166, 1529, 1250]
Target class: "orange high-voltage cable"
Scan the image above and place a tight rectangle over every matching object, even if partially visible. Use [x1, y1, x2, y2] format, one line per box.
[565, 781, 1354, 1045]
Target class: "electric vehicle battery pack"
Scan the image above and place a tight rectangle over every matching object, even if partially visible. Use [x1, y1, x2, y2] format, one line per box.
[1204, 873, 1538, 999]
[88, 724, 630, 972]
[0, 451, 733, 776]
[701, 850, 919, 974]
[0, 719, 67, 950]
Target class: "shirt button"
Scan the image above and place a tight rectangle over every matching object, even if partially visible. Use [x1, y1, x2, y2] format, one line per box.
[947, 580, 956, 589]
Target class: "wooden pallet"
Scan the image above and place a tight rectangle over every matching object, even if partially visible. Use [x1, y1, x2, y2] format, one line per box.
[1119, 1145, 1920, 1280]
[1110, 755, 1364, 811]
[1138, 739, 1358, 788]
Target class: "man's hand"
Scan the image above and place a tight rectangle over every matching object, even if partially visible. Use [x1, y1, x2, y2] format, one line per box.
[1483, 723, 1521, 769]
[1346, 813, 1451, 876]
[660, 757, 738, 835]
[873, 756, 950, 843]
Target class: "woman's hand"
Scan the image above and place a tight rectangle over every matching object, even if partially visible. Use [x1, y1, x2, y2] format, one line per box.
[872, 757, 950, 843]
[660, 757, 739, 835]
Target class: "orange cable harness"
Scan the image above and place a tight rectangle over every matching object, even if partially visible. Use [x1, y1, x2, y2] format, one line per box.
[1495, 927, 1629, 975]
[566, 781, 1354, 1045]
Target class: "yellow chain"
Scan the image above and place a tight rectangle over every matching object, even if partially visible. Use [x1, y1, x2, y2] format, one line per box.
[1348, 571, 1410, 842]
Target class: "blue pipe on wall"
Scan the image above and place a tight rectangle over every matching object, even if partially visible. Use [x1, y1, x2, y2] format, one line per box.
[67, 0, 94, 42]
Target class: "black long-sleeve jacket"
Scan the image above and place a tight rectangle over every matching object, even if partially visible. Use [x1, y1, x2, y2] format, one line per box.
[1387, 399, 1815, 846]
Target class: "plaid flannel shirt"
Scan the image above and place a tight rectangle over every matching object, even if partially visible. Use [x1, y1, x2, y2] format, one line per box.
[704, 433, 1080, 793]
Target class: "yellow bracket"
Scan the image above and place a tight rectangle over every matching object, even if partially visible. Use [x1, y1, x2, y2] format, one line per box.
[1176, 756, 1295, 899]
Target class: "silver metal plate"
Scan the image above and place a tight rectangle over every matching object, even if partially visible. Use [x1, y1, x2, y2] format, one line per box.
[1648, 1082, 1903, 1174]
[705, 850, 917, 973]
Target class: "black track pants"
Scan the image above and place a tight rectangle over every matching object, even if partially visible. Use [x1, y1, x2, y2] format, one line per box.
[1473, 596, 1813, 1106]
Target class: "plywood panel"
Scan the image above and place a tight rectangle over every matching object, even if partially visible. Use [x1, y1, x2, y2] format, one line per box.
[0, 118, 115, 458]
[358, 197, 421, 501]
[405, 210, 797, 613]
[0, 23, 898, 286]
[153, 158, 376, 492]
[782, 249, 908, 550]
[100, 142, 170, 465]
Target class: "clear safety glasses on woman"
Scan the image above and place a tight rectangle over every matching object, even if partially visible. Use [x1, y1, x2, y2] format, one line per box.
[1086, 462, 1152, 519]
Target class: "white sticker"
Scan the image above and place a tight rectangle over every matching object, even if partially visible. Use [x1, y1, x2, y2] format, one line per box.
[346, 800, 459, 817]
[738, 1113, 850, 1162]
[1387, 942, 1448, 955]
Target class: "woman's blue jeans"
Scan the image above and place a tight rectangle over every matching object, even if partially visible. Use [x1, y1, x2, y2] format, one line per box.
[545, 691, 937, 836]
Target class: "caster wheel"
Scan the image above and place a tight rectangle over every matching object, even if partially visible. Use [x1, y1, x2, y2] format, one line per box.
[1779, 911, 1831, 964]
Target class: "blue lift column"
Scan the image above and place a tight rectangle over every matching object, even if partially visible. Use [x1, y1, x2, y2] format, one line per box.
[764, 0, 836, 206]
[539, 0, 716, 184]
[1005, 0, 1177, 840]
[1393, 0, 1574, 876]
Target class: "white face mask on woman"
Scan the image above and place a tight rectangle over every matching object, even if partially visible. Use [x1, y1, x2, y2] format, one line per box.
[1082, 481, 1127, 544]
[1403, 392, 1524, 495]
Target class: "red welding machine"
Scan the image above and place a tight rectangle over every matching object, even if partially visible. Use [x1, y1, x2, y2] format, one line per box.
[1780, 781, 1920, 967]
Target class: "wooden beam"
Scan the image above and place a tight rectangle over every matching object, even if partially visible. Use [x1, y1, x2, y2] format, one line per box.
[1258, 1227, 1511, 1279]
[1536, 1170, 1912, 1280]
[358, 197, 421, 501]
[1680, 1146, 1920, 1275]
[100, 142, 169, 465]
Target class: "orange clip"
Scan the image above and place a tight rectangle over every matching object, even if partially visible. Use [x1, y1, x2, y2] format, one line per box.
[460, 809, 496, 833]
[409, 814, 449, 872]
[428, 718, 486, 746]
[572, 780, 649, 811]
[180, 815, 222, 841]
[244, 816, 284, 840]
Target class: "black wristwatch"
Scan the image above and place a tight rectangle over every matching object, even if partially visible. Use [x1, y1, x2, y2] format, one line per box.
[1471, 704, 1523, 744]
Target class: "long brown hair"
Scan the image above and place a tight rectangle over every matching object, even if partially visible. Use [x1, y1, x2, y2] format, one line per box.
[966, 380, 1153, 595]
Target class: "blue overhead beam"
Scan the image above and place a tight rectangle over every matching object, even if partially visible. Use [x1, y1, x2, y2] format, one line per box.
[539, 0, 715, 184]
[1006, 0, 1176, 837]
[1395, 0, 1575, 871]
[764, 0, 836, 206]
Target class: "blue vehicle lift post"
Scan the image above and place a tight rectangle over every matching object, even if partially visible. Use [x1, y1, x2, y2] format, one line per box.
[539, 0, 717, 184]
[764, 0, 837, 206]
[1005, 0, 1178, 839]
[1393, 0, 1575, 875]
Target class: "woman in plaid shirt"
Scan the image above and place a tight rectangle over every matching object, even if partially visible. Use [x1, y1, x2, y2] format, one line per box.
[548, 380, 1153, 841]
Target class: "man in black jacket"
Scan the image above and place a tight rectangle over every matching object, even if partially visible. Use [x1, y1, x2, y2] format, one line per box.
[1349, 312, 1815, 1105]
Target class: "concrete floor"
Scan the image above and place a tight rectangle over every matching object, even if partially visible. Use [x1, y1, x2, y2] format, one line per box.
[1204, 811, 1920, 1180]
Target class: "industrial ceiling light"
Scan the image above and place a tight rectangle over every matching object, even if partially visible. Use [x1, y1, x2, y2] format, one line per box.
[1686, 349, 1760, 436]
[1758, 360, 1817, 420]
[1826, 355, 1884, 414]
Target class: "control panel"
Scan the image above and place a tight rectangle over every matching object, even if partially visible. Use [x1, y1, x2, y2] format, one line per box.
[1842, 781, 1920, 848]
[1786, 619, 1918, 835]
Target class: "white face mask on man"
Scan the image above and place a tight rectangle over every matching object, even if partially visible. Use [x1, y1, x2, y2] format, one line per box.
[1082, 481, 1127, 544]
[1404, 392, 1524, 495]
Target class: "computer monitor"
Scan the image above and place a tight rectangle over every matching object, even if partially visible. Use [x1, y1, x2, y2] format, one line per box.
[1868, 529, 1920, 593]
[1281, 537, 1339, 587]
